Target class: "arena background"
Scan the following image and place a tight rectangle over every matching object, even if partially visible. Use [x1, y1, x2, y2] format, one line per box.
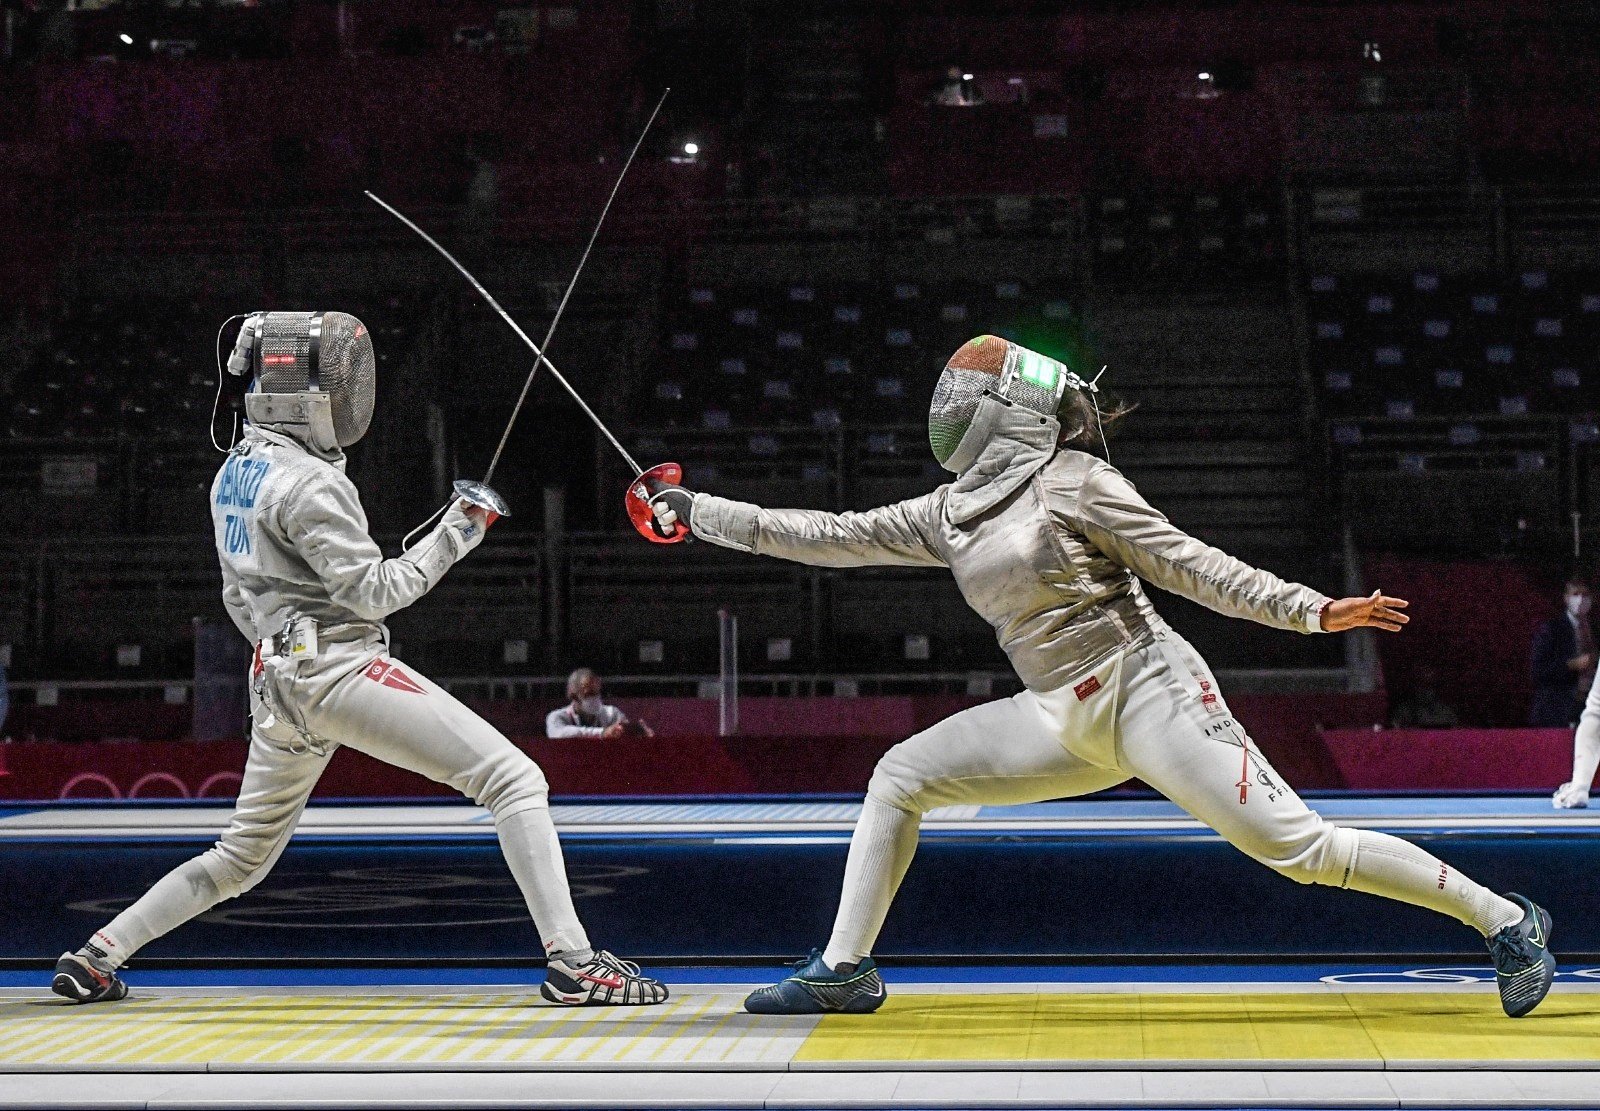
[1, 2, 1599, 1109]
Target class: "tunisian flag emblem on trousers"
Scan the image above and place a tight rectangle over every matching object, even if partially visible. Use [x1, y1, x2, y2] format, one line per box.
[365, 660, 425, 694]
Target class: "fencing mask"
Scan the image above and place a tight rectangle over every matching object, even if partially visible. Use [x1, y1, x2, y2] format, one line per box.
[231, 311, 377, 452]
[929, 335, 1078, 475]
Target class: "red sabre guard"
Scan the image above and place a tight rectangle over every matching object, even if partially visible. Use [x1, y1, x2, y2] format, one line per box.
[627, 462, 691, 544]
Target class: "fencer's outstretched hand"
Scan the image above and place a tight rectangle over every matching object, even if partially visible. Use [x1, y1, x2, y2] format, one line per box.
[1320, 590, 1409, 633]
[647, 481, 696, 534]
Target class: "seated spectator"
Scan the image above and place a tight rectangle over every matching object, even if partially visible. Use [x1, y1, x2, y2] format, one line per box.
[932, 65, 982, 108]
[1530, 576, 1596, 727]
[1389, 664, 1460, 728]
[545, 668, 654, 740]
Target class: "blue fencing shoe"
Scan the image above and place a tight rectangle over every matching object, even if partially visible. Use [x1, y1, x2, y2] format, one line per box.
[744, 950, 887, 1014]
[1487, 893, 1556, 1018]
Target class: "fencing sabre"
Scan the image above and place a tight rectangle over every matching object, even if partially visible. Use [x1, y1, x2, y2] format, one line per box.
[368, 90, 690, 542]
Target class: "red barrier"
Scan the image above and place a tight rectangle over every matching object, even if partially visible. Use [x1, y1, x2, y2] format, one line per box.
[1364, 557, 1552, 727]
[8, 723, 1570, 804]
[0, 736, 902, 802]
[0, 690, 1391, 800]
[1319, 728, 1574, 792]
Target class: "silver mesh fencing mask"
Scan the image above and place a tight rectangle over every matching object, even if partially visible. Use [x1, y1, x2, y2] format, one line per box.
[929, 336, 1072, 474]
[239, 311, 376, 450]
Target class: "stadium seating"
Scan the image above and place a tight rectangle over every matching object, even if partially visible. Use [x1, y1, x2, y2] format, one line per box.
[1308, 269, 1600, 422]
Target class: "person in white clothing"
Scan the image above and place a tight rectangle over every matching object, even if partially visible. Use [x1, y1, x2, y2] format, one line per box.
[52, 311, 665, 1009]
[648, 335, 1558, 1020]
[546, 668, 653, 739]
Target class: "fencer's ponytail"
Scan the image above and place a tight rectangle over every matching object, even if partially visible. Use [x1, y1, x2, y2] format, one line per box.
[1057, 387, 1134, 455]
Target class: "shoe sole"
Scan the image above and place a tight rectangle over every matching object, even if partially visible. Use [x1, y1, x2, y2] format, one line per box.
[744, 982, 888, 1015]
[539, 980, 668, 1007]
[51, 973, 90, 1003]
[51, 972, 125, 1005]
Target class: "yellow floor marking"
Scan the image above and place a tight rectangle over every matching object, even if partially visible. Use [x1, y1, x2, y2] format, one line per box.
[112, 998, 268, 1069]
[393, 995, 505, 1064]
[317, 994, 441, 1064]
[4, 996, 209, 1065]
[746, 1015, 825, 1065]
[344, 995, 464, 1064]
[456, 995, 568, 1064]
[674, 998, 744, 1064]
[1348, 993, 1600, 1061]
[647, 993, 723, 1062]
[1241, 992, 1381, 1062]
[314, 994, 470, 1065]
[796, 993, 1600, 1063]
[388, 996, 501, 1064]
[534, 995, 630, 1062]
[424, 994, 525, 1065]
[10, 990, 1593, 1070]
[578, 991, 702, 1063]
[607, 993, 696, 1064]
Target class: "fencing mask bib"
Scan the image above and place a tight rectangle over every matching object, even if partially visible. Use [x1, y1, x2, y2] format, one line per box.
[234, 312, 377, 452]
[929, 335, 1074, 475]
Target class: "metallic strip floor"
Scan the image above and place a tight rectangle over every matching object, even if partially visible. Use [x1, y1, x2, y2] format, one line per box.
[4, 797, 1593, 841]
[1, 980, 1597, 1108]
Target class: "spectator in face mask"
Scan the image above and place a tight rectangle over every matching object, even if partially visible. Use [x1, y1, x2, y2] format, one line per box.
[1530, 577, 1596, 727]
[545, 668, 654, 740]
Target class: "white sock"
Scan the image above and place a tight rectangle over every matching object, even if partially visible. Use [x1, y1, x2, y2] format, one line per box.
[1571, 711, 1600, 795]
[822, 796, 921, 969]
[1346, 830, 1521, 936]
[496, 805, 591, 957]
[87, 858, 223, 970]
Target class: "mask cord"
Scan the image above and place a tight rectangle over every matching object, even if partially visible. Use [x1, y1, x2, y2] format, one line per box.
[1089, 364, 1110, 465]
[210, 314, 249, 452]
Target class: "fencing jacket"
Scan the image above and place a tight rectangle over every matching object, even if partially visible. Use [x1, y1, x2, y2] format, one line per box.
[211, 423, 484, 646]
[688, 410, 1331, 694]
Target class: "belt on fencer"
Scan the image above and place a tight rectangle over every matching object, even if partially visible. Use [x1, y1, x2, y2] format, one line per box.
[253, 615, 375, 757]
[257, 616, 382, 663]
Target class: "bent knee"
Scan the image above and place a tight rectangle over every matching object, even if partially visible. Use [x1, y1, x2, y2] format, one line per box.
[201, 842, 270, 900]
[867, 744, 939, 814]
[1257, 821, 1359, 887]
[470, 750, 550, 816]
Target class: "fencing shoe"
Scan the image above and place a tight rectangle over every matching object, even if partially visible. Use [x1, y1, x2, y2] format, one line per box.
[744, 950, 887, 1014]
[541, 949, 667, 1006]
[1553, 782, 1590, 809]
[52, 951, 127, 1005]
[1487, 894, 1556, 1018]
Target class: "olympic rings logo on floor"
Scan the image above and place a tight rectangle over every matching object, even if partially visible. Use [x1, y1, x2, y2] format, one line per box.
[1321, 967, 1600, 983]
[56, 771, 244, 801]
[66, 864, 649, 930]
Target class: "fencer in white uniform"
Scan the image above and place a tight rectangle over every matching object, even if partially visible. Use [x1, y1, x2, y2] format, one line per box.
[53, 311, 665, 1008]
[649, 335, 1557, 1019]
[1555, 669, 1600, 808]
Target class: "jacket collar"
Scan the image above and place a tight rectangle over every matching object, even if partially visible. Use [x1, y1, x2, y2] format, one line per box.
[943, 403, 1059, 525]
[242, 424, 347, 470]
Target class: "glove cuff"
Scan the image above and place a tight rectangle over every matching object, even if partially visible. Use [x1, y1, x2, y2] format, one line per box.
[689, 493, 758, 552]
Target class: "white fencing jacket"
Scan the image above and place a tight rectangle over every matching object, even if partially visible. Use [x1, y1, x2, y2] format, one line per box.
[210, 423, 484, 646]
